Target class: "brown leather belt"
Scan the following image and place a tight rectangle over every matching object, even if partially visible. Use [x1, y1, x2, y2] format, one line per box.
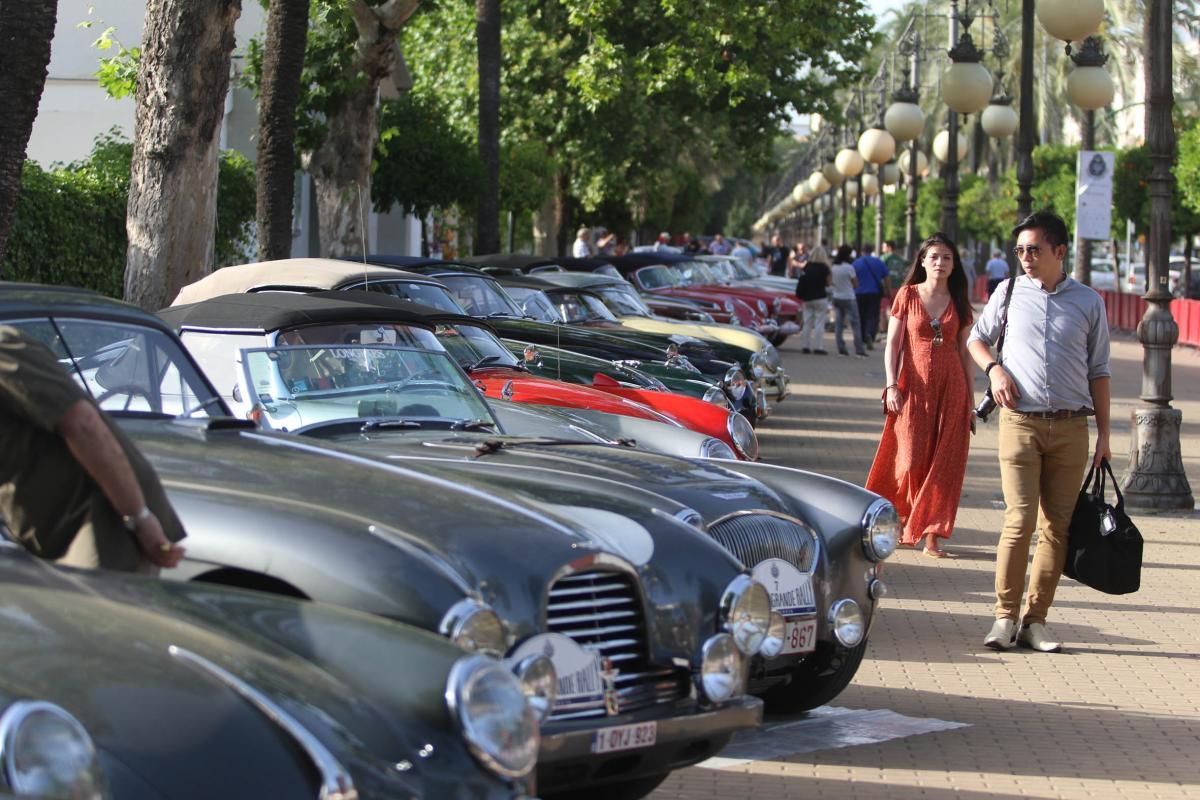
[1012, 408, 1093, 420]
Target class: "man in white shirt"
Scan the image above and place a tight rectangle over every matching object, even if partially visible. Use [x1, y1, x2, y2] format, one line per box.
[968, 211, 1112, 654]
[572, 227, 595, 258]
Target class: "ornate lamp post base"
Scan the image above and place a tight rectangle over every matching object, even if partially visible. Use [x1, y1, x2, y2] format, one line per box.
[1122, 407, 1194, 511]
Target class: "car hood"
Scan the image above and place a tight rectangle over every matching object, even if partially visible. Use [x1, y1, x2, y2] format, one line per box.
[117, 416, 629, 631]
[613, 316, 768, 353]
[0, 548, 462, 799]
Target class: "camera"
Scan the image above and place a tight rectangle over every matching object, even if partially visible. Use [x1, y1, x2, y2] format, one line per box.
[974, 389, 998, 421]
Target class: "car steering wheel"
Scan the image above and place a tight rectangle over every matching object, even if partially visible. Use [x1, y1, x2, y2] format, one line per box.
[95, 384, 154, 411]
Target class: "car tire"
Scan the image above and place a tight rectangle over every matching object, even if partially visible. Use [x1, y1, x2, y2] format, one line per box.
[546, 772, 670, 800]
[762, 638, 868, 713]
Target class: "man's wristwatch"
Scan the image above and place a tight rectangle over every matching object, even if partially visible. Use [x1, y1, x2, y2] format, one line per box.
[121, 506, 154, 532]
[984, 361, 1001, 376]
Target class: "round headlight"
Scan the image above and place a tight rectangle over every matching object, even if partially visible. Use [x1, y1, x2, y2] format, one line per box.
[720, 575, 772, 655]
[756, 300, 769, 316]
[726, 411, 759, 461]
[513, 654, 557, 723]
[862, 499, 900, 561]
[440, 599, 507, 657]
[702, 386, 730, 408]
[699, 633, 745, 704]
[828, 599, 866, 648]
[760, 611, 787, 659]
[700, 437, 737, 460]
[446, 655, 539, 778]
[748, 353, 766, 380]
[0, 701, 107, 799]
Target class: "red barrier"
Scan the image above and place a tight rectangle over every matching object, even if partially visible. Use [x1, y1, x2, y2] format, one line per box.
[1099, 290, 1200, 348]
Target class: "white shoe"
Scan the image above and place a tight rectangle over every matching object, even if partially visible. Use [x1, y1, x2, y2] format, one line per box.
[984, 618, 1017, 650]
[1018, 623, 1062, 653]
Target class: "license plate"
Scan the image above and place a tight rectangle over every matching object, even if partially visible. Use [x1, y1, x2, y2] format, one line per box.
[781, 618, 818, 654]
[591, 721, 657, 754]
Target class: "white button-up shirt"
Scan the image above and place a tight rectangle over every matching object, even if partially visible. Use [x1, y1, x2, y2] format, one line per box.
[968, 274, 1111, 412]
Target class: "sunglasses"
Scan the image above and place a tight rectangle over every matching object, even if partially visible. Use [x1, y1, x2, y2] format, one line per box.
[1012, 244, 1045, 259]
[930, 319, 944, 347]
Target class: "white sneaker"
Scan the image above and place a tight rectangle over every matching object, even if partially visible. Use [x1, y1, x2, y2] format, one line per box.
[984, 618, 1017, 650]
[1018, 623, 1062, 653]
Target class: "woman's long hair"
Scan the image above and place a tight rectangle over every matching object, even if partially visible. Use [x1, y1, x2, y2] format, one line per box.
[904, 232, 972, 324]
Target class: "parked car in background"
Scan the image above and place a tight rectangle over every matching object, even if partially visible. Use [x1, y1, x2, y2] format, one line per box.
[0, 539, 540, 799]
[2, 282, 766, 800]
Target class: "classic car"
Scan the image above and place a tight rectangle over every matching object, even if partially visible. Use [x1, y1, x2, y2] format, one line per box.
[352, 257, 746, 381]
[465, 253, 720, 323]
[698, 254, 800, 295]
[159, 291, 758, 459]
[2, 282, 766, 799]
[157, 285, 898, 713]
[0, 539, 540, 798]
[494, 271, 785, 408]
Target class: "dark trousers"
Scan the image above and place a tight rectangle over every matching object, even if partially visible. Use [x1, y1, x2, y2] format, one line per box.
[856, 292, 882, 342]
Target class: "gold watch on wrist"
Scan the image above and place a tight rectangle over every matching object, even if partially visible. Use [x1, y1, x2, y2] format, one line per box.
[121, 506, 154, 532]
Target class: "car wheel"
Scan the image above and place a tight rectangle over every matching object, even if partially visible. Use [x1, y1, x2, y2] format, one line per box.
[762, 638, 868, 713]
[546, 773, 670, 800]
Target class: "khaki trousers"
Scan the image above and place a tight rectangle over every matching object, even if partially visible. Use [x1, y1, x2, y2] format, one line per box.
[995, 409, 1090, 624]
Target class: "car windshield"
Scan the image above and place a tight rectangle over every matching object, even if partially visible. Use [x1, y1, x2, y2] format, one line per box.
[635, 265, 681, 289]
[595, 286, 653, 317]
[438, 275, 525, 318]
[727, 258, 759, 280]
[502, 286, 559, 322]
[241, 345, 496, 431]
[681, 261, 722, 285]
[433, 323, 521, 369]
[8, 317, 224, 418]
[545, 290, 618, 323]
[704, 260, 737, 283]
[345, 279, 467, 313]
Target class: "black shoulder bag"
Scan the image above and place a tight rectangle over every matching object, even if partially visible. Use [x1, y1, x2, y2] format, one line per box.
[1064, 459, 1143, 594]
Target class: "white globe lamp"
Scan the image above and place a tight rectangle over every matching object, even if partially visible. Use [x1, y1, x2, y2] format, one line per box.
[885, 100, 925, 142]
[835, 147, 865, 177]
[933, 130, 969, 163]
[1036, 0, 1104, 44]
[981, 99, 1019, 139]
[858, 127, 897, 165]
[897, 148, 929, 177]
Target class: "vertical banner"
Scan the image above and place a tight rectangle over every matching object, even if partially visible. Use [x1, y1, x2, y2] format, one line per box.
[1076, 150, 1115, 241]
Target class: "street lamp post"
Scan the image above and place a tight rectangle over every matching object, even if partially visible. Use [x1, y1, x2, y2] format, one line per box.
[1121, 0, 1194, 511]
[1015, 0, 1036, 219]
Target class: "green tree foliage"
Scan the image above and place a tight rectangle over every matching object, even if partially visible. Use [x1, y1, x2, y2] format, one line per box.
[372, 93, 483, 220]
[3, 133, 256, 296]
[1177, 116, 1200, 216]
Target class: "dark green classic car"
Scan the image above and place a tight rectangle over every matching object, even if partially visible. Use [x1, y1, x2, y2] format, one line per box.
[1, 282, 766, 800]
[0, 539, 539, 799]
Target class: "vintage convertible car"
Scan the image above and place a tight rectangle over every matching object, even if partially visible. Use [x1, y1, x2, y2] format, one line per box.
[493, 272, 783, 410]
[211, 338, 898, 711]
[156, 284, 899, 713]
[0, 539, 540, 798]
[2, 282, 766, 799]
[159, 291, 757, 460]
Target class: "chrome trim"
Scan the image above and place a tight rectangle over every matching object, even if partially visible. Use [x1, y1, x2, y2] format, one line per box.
[705, 510, 821, 574]
[827, 599, 865, 648]
[861, 498, 900, 562]
[169, 646, 358, 800]
[0, 700, 102, 796]
[445, 656, 538, 779]
[438, 598, 506, 656]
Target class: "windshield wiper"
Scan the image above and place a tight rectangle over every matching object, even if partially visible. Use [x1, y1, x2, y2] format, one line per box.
[451, 418, 497, 431]
[467, 355, 502, 371]
[360, 419, 423, 431]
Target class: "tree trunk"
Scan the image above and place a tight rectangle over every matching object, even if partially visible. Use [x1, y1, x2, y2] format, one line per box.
[124, 0, 241, 310]
[532, 194, 556, 256]
[0, 0, 59, 270]
[304, 0, 420, 258]
[474, 0, 500, 254]
[255, 0, 309, 262]
[553, 169, 569, 256]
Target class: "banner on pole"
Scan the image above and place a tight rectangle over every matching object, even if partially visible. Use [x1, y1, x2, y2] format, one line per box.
[1076, 150, 1115, 241]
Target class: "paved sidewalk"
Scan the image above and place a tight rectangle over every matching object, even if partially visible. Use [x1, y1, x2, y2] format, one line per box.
[652, 333, 1200, 799]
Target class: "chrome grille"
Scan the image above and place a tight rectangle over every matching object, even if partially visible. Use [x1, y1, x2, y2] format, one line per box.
[706, 512, 819, 573]
[546, 570, 689, 720]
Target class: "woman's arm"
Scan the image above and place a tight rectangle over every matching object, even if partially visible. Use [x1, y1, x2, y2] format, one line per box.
[882, 314, 905, 414]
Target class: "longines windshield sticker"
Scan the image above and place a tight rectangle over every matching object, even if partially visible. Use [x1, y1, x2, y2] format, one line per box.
[752, 558, 816, 616]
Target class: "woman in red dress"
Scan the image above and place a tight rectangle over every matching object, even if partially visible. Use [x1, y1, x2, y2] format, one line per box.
[866, 233, 976, 557]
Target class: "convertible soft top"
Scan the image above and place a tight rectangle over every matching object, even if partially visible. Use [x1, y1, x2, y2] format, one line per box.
[158, 290, 446, 333]
[171, 258, 422, 306]
[460, 253, 560, 271]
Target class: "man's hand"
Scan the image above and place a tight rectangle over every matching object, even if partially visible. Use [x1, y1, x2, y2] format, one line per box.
[132, 514, 185, 569]
[989, 365, 1021, 409]
[1093, 432, 1112, 468]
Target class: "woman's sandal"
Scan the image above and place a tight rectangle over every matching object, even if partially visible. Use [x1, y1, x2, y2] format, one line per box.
[923, 547, 955, 559]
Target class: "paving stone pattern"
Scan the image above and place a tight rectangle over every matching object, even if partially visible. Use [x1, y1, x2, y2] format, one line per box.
[650, 332, 1200, 800]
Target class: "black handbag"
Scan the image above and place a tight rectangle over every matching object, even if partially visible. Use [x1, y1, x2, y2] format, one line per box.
[1064, 459, 1143, 594]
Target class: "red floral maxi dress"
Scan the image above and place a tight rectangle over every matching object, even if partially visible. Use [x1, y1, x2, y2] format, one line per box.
[866, 285, 972, 546]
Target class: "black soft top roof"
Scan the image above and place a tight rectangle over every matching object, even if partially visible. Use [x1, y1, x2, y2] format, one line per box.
[461, 253, 560, 271]
[362, 255, 484, 275]
[310, 291, 495, 333]
[604, 252, 694, 272]
[0, 281, 174, 333]
[525, 272, 626, 290]
[157, 290, 445, 333]
[489, 273, 560, 291]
